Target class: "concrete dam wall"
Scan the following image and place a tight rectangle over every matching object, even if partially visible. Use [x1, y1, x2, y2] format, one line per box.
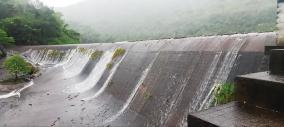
[0, 32, 276, 126]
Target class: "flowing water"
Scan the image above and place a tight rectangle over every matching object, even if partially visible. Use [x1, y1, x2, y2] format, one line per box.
[0, 33, 276, 126]
[64, 51, 114, 93]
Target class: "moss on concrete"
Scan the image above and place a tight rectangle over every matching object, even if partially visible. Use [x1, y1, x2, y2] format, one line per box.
[112, 48, 126, 60]
[48, 50, 65, 58]
[91, 50, 103, 60]
[107, 62, 113, 70]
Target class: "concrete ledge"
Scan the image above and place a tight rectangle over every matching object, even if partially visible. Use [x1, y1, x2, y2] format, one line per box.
[236, 72, 284, 112]
[188, 102, 284, 127]
[0, 83, 25, 92]
[269, 49, 284, 75]
[187, 114, 217, 127]
[264, 46, 284, 55]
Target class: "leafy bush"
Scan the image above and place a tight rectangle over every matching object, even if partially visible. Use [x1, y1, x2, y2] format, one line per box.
[213, 83, 235, 105]
[3, 54, 32, 80]
[0, 28, 14, 46]
[90, 50, 103, 60]
[112, 48, 126, 60]
[0, 28, 15, 57]
[0, 0, 80, 45]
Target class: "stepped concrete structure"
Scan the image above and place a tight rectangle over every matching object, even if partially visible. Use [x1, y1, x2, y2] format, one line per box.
[188, 48, 284, 126]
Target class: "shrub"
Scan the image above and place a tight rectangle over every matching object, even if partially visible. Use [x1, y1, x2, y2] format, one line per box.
[213, 83, 235, 105]
[3, 54, 32, 80]
[112, 48, 126, 60]
[107, 62, 113, 70]
[91, 50, 103, 60]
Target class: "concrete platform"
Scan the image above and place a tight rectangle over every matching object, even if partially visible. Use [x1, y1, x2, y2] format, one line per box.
[188, 102, 284, 127]
[236, 72, 284, 112]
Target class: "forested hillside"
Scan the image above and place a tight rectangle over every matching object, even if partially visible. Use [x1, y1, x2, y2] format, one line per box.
[0, 0, 80, 47]
[58, 0, 277, 43]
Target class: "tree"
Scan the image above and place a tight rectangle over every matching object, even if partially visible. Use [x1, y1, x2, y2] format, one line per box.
[0, 28, 14, 57]
[0, 0, 80, 45]
[3, 54, 32, 80]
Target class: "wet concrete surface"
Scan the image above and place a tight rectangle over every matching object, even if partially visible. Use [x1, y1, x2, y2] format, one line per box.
[0, 33, 277, 126]
[236, 72, 284, 112]
[188, 102, 284, 127]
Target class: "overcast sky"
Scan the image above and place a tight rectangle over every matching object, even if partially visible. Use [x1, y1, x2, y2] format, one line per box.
[39, 0, 85, 7]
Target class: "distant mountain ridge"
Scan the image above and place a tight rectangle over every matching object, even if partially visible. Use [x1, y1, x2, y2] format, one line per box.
[56, 0, 277, 43]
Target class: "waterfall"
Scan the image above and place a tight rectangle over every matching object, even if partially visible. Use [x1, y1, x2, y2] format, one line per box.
[26, 49, 74, 67]
[64, 51, 114, 93]
[84, 51, 128, 100]
[189, 52, 222, 111]
[62, 49, 91, 78]
[104, 53, 158, 123]
[198, 36, 247, 110]
[0, 81, 34, 99]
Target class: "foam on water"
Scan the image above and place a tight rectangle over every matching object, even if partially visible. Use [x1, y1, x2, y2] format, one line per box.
[198, 36, 247, 110]
[0, 81, 34, 99]
[62, 49, 91, 78]
[105, 53, 158, 123]
[64, 51, 114, 93]
[84, 51, 128, 100]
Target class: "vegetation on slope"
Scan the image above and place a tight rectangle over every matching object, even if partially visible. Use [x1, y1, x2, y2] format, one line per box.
[112, 48, 126, 60]
[0, 28, 14, 57]
[0, 0, 80, 46]
[59, 0, 276, 43]
[91, 50, 103, 60]
[3, 54, 32, 80]
[212, 83, 235, 105]
[47, 50, 65, 58]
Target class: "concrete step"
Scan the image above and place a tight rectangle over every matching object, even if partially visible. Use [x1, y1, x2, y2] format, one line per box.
[188, 71, 284, 126]
[235, 72, 284, 112]
[269, 49, 284, 75]
[188, 102, 284, 127]
[264, 46, 284, 55]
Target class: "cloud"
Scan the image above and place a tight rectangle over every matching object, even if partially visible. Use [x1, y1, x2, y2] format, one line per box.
[39, 0, 85, 7]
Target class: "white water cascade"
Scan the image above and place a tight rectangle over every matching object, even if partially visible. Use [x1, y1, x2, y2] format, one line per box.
[0, 81, 34, 99]
[105, 53, 158, 123]
[64, 51, 114, 93]
[84, 51, 128, 100]
[198, 36, 247, 110]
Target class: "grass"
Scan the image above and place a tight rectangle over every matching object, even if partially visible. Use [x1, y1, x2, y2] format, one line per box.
[107, 62, 113, 70]
[48, 50, 65, 58]
[78, 47, 88, 54]
[112, 48, 126, 60]
[90, 50, 103, 60]
[143, 91, 152, 100]
[213, 83, 235, 105]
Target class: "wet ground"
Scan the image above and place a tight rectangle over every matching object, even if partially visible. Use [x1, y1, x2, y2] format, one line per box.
[189, 102, 284, 127]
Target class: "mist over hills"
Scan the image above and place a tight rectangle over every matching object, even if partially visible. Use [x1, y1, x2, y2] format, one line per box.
[56, 0, 277, 43]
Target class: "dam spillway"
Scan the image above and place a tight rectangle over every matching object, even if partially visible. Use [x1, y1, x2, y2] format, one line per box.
[0, 32, 276, 126]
